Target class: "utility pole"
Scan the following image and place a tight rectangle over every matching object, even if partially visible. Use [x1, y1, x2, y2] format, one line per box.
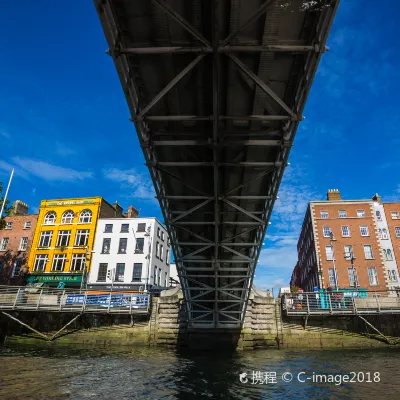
[0, 168, 14, 218]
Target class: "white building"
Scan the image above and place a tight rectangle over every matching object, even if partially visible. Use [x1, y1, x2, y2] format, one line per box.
[372, 197, 400, 291]
[87, 217, 171, 291]
[168, 263, 180, 287]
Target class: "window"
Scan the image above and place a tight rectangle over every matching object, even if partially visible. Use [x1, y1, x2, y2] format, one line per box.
[24, 221, 31, 229]
[74, 229, 89, 247]
[12, 260, 23, 277]
[357, 210, 365, 217]
[161, 231, 165, 241]
[165, 272, 168, 287]
[391, 211, 399, 219]
[135, 238, 144, 253]
[121, 224, 129, 233]
[376, 211, 382, 220]
[132, 263, 142, 282]
[5, 222, 12, 229]
[39, 231, 53, 247]
[167, 237, 170, 247]
[157, 227, 161, 238]
[104, 224, 113, 233]
[19, 237, 28, 251]
[154, 267, 158, 285]
[348, 268, 358, 287]
[61, 210, 74, 224]
[115, 263, 125, 282]
[395, 227, 400, 238]
[56, 230, 71, 247]
[137, 223, 146, 232]
[97, 263, 108, 281]
[156, 241, 160, 258]
[364, 245, 373, 259]
[341, 226, 350, 237]
[118, 238, 127, 254]
[328, 268, 337, 288]
[368, 267, 378, 286]
[52, 254, 67, 271]
[71, 254, 86, 271]
[166, 249, 170, 265]
[360, 225, 369, 236]
[0, 237, 9, 251]
[380, 228, 389, 240]
[325, 246, 334, 261]
[101, 238, 111, 254]
[338, 210, 347, 218]
[320, 211, 328, 219]
[389, 270, 398, 282]
[344, 245, 353, 260]
[384, 249, 393, 261]
[160, 244, 164, 261]
[34, 255, 47, 271]
[323, 227, 331, 238]
[44, 211, 57, 225]
[158, 268, 161, 286]
[79, 209, 92, 224]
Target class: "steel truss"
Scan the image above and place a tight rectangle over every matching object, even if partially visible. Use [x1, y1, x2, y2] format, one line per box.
[94, 0, 339, 329]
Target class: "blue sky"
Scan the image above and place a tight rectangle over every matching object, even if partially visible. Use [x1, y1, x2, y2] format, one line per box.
[1, 1, 399, 292]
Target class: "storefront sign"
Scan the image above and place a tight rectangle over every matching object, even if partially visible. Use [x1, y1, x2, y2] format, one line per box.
[47, 200, 95, 206]
[26, 274, 82, 283]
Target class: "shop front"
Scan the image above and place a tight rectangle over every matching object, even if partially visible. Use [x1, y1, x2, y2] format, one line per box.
[26, 273, 82, 288]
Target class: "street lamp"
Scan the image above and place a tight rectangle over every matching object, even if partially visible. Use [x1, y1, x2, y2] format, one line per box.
[345, 247, 358, 291]
[144, 226, 152, 293]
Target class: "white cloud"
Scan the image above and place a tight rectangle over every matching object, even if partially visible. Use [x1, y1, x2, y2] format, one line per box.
[11, 157, 94, 182]
[55, 142, 77, 157]
[103, 168, 156, 200]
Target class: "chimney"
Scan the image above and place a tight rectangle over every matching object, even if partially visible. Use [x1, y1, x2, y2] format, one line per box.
[11, 200, 29, 216]
[327, 189, 342, 201]
[372, 193, 382, 203]
[125, 205, 139, 218]
[113, 201, 123, 216]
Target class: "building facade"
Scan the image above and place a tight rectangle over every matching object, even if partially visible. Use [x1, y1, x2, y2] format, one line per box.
[0, 212, 38, 285]
[294, 189, 399, 292]
[88, 217, 171, 291]
[26, 197, 124, 287]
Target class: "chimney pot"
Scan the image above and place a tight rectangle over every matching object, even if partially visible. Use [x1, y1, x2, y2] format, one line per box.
[327, 189, 342, 201]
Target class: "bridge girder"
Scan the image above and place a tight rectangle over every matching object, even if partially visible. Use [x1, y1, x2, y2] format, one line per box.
[94, 0, 339, 328]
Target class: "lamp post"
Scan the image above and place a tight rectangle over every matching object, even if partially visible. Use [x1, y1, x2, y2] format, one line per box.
[329, 231, 339, 289]
[144, 226, 152, 293]
[347, 247, 358, 291]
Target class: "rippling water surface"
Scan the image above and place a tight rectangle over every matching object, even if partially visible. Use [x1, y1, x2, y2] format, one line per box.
[0, 344, 399, 399]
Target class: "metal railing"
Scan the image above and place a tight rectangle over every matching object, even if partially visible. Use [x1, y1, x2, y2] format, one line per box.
[0, 286, 150, 314]
[283, 290, 400, 316]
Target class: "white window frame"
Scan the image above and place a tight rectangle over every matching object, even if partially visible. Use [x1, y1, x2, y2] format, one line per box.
[52, 254, 67, 271]
[323, 226, 331, 238]
[166, 249, 170, 265]
[380, 228, 389, 240]
[79, 209, 92, 224]
[344, 245, 353, 260]
[328, 268, 337, 288]
[376, 211, 382, 220]
[338, 210, 347, 218]
[12, 260, 24, 277]
[56, 230, 71, 247]
[135, 238, 144, 254]
[61, 210, 74, 224]
[34, 254, 48, 271]
[160, 244, 164, 261]
[364, 245, 373, 260]
[389, 269, 398, 281]
[357, 209, 365, 217]
[5, 221, 12, 229]
[341, 226, 350, 237]
[101, 238, 111, 254]
[44, 211, 57, 225]
[115, 263, 125, 282]
[0, 237, 9, 251]
[384, 249, 393, 261]
[118, 238, 128, 254]
[391, 211, 399, 220]
[19, 237, 28, 251]
[132, 263, 143, 282]
[161, 231, 165, 240]
[395, 227, 400, 238]
[320, 211, 328, 219]
[348, 268, 358, 287]
[39, 231, 53, 248]
[24, 221, 32, 229]
[156, 241, 160, 258]
[157, 227, 161, 238]
[74, 229, 89, 247]
[368, 267, 378, 286]
[70, 254, 86, 271]
[325, 245, 334, 261]
[360, 225, 369, 237]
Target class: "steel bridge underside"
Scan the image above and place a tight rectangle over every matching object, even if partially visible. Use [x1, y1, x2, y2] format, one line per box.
[94, 0, 339, 329]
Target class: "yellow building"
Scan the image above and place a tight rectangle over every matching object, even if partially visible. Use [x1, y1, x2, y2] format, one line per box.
[26, 197, 124, 287]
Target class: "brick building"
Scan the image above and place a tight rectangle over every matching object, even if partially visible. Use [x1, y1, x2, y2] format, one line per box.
[0, 211, 38, 285]
[294, 189, 400, 292]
